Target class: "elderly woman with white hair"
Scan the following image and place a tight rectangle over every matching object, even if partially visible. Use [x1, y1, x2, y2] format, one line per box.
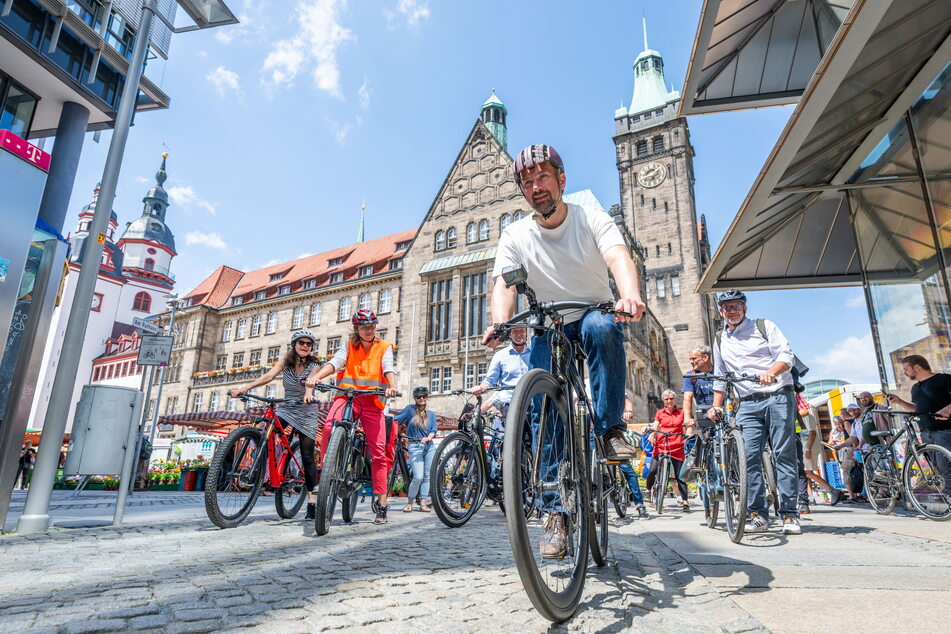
[645, 388, 691, 512]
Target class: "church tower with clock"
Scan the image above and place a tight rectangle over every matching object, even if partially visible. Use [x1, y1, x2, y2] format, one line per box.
[613, 21, 716, 378]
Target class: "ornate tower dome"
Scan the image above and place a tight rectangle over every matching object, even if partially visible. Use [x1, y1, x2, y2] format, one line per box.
[480, 90, 508, 151]
[629, 17, 680, 116]
[117, 153, 177, 290]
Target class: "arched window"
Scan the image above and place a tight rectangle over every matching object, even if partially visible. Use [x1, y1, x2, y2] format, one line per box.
[513, 210, 525, 221]
[133, 291, 151, 312]
[144, 258, 155, 271]
[479, 219, 489, 241]
[446, 227, 458, 248]
[466, 223, 477, 244]
[500, 214, 511, 232]
[653, 136, 665, 152]
[435, 230, 446, 250]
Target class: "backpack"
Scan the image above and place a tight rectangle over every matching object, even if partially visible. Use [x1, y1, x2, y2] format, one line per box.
[139, 437, 153, 461]
[715, 318, 809, 393]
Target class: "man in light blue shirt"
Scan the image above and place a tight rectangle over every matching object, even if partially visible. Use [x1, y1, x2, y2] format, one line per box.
[472, 327, 530, 416]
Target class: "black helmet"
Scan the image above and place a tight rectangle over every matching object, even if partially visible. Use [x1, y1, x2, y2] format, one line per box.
[717, 289, 747, 306]
[413, 386, 429, 398]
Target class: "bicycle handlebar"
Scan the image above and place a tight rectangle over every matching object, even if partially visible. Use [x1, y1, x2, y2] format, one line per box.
[492, 300, 631, 343]
[313, 383, 401, 398]
[687, 372, 760, 383]
[238, 394, 303, 407]
[451, 385, 514, 396]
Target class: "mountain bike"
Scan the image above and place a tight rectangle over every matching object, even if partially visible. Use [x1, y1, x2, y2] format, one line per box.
[647, 430, 686, 515]
[761, 440, 781, 516]
[387, 426, 412, 499]
[313, 383, 399, 535]
[610, 463, 632, 518]
[492, 265, 634, 623]
[863, 411, 951, 521]
[204, 394, 308, 528]
[430, 387, 535, 527]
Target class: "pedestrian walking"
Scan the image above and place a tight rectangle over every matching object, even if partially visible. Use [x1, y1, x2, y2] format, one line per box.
[395, 387, 437, 512]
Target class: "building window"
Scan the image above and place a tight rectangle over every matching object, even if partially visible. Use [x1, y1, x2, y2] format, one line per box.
[378, 289, 392, 314]
[193, 393, 204, 412]
[233, 296, 244, 306]
[266, 385, 277, 398]
[310, 303, 322, 326]
[303, 278, 317, 289]
[209, 392, 219, 411]
[254, 291, 266, 301]
[232, 352, 245, 368]
[359, 265, 373, 278]
[653, 136, 665, 152]
[389, 258, 402, 271]
[656, 245, 661, 258]
[446, 227, 458, 249]
[215, 355, 227, 370]
[514, 210, 525, 221]
[430, 368, 440, 393]
[479, 219, 489, 241]
[442, 366, 452, 393]
[235, 319, 248, 339]
[221, 321, 232, 342]
[266, 312, 277, 334]
[327, 337, 342, 356]
[395, 240, 411, 251]
[227, 395, 237, 411]
[358, 293, 372, 311]
[143, 258, 155, 271]
[667, 242, 672, 255]
[636, 141, 648, 157]
[278, 285, 290, 296]
[132, 291, 151, 312]
[462, 272, 487, 337]
[427, 278, 453, 342]
[465, 364, 475, 389]
[671, 275, 681, 297]
[652, 198, 657, 210]
[656, 278, 666, 299]
[0, 78, 38, 138]
[249, 349, 262, 366]
[466, 223, 477, 244]
[165, 396, 179, 414]
[338, 297, 353, 322]
[269, 273, 284, 282]
[664, 202, 669, 214]
[500, 214, 511, 232]
[267, 346, 281, 363]
[292, 306, 305, 329]
[328, 257, 344, 268]
[330, 272, 344, 284]
[250, 315, 262, 337]
[435, 231, 446, 251]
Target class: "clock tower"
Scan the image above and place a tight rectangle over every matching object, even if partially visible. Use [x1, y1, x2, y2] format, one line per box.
[613, 19, 716, 378]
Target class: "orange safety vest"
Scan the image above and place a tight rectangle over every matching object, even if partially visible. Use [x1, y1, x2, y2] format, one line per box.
[336, 338, 393, 410]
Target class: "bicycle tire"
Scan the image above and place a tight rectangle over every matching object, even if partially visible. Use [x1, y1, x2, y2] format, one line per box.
[702, 454, 720, 529]
[275, 438, 307, 519]
[723, 428, 748, 544]
[903, 443, 951, 521]
[315, 426, 347, 535]
[503, 368, 589, 623]
[762, 448, 780, 516]
[340, 451, 364, 523]
[863, 452, 897, 515]
[387, 449, 411, 498]
[431, 431, 485, 528]
[204, 426, 265, 529]
[499, 439, 539, 519]
[588, 458, 609, 566]
[653, 456, 669, 515]
[610, 465, 629, 518]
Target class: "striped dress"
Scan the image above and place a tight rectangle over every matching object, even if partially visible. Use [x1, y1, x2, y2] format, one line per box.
[274, 361, 320, 440]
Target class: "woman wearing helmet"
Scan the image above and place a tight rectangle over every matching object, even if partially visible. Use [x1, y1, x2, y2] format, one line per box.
[305, 309, 398, 523]
[394, 386, 438, 512]
[231, 330, 321, 519]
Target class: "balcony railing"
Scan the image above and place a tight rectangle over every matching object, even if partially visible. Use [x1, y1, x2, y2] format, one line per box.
[122, 258, 175, 281]
[191, 367, 267, 388]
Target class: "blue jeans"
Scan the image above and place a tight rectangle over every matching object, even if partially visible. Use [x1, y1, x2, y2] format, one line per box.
[738, 391, 799, 519]
[529, 311, 627, 511]
[619, 463, 644, 506]
[407, 440, 435, 500]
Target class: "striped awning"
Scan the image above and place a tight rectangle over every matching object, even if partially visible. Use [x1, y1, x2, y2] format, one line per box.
[158, 404, 459, 430]
[419, 247, 496, 275]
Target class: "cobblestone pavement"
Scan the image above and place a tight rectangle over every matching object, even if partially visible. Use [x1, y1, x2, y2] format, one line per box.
[1, 498, 767, 634]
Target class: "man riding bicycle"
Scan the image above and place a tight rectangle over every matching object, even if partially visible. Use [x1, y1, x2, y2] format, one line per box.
[482, 143, 645, 558]
[472, 326, 531, 425]
[305, 309, 398, 523]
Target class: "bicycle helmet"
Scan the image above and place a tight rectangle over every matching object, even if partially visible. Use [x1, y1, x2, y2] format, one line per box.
[351, 309, 378, 326]
[413, 386, 429, 398]
[716, 289, 747, 306]
[290, 330, 316, 345]
[512, 144, 564, 187]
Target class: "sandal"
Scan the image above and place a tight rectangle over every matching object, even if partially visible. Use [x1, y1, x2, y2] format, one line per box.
[419, 501, 432, 512]
[403, 503, 413, 513]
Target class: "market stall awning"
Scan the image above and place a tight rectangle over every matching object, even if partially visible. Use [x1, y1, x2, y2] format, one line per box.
[157, 404, 460, 430]
[698, 0, 951, 292]
[679, 0, 854, 116]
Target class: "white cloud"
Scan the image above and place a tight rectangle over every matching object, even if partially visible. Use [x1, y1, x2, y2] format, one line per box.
[262, 258, 282, 267]
[134, 175, 150, 184]
[261, 0, 353, 97]
[384, 0, 430, 28]
[206, 66, 244, 100]
[358, 76, 371, 110]
[185, 231, 229, 251]
[808, 334, 880, 384]
[334, 121, 354, 145]
[168, 185, 217, 216]
[845, 292, 865, 309]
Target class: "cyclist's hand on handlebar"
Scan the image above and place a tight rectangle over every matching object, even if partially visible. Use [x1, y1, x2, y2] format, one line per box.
[757, 371, 776, 386]
[230, 387, 246, 398]
[304, 391, 317, 404]
[481, 324, 506, 348]
[613, 296, 645, 322]
[384, 387, 398, 398]
[707, 407, 723, 422]
[304, 377, 319, 389]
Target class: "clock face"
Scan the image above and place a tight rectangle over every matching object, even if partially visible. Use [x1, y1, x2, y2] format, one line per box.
[638, 161, 666, 188]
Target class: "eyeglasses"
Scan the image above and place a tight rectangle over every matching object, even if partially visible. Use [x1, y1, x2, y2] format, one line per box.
[296, 341, 314, 347]
[357, 324, 377, 330]
[415, 395, 427, 399]
[721, 304, 744, 312]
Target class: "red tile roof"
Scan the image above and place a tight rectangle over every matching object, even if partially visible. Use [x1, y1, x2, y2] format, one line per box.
[184, 230, 415, 308]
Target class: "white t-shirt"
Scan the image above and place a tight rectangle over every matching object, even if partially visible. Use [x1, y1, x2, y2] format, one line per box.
[492, 203, 624, 322]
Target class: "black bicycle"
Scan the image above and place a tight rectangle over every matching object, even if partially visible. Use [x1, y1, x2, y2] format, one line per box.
[313, 384, 399, 535]
[387, 426, 413, 499]
[647, 430, 687, 515]
[493, 265, 634, 623]
[430, 387, 535, 527]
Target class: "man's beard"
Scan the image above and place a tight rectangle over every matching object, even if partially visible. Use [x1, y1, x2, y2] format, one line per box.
[530, 190, 561, 219]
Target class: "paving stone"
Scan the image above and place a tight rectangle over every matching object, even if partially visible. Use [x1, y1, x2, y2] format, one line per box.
[128, 614, 171, 629]
[63, 619, 129, 633]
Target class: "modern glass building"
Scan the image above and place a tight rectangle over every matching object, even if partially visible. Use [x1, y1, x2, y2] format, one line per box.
[682, 0, 951, 398]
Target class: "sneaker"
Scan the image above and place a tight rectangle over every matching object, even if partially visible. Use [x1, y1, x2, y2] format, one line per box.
[304, 503, 316, 520]
[602, 427, 637, 460]
[539, 512, 568, 559]
[798, 502, 811, 515]
[745, 513, 769, 533]
[830, 489, 843, 506]
[637, 505, 649, 519]
[375, 505, 389, 524]
[682, 502, 691, 513]
[782, 516, 802, 535]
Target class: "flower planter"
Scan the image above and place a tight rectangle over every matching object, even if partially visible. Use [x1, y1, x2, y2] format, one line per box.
[85, 483, 105, 490]
[150, 483, 179, 491]
[53, 482, 78, 490]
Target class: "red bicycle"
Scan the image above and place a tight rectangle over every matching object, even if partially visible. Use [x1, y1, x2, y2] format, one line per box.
[204, 394, 309, 528]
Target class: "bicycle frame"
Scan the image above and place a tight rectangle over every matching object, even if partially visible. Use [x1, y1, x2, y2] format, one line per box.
[238, 395, 305, 489]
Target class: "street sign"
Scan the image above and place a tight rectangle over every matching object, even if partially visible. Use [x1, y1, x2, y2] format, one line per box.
[132, 317, 160, 335]
[137, 335, 173, 366]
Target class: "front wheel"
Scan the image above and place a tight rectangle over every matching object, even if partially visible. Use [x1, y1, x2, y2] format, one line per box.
[431, 431, 485, 528]
[610, 465, 629, 518]
[863, 452, 897, 515]
[204, 426, 265, 529]
[503, 368, 589, 623]
[588, 458, 610, 566]
[315, 426, 348, 535]
[723, 429, 748, 544]
[701, 449, 720, 529]
[653, 456, 669, 515]
[762, 449, 780, 517]
[903, 443, 951, 521]
[275, 438, 307, 519]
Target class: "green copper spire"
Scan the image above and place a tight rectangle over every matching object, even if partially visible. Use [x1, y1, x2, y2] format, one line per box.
[629, 16, 680, 115]
[480, 90, 508, 151]
[357, 200, 366, 243]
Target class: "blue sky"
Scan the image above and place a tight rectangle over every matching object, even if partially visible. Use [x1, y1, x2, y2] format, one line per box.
[60, 0, 877, 383]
